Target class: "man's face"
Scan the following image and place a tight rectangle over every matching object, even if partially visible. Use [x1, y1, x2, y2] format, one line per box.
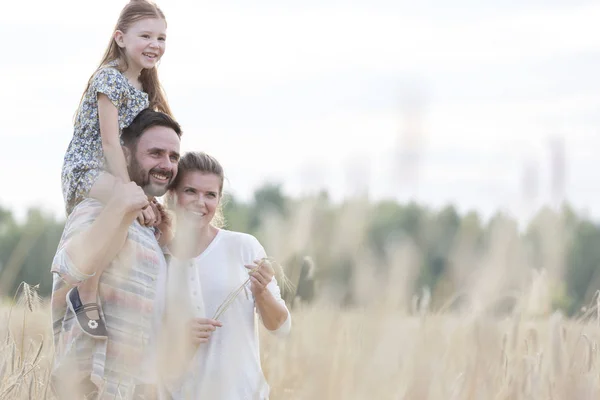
[127, 125, 181, 197]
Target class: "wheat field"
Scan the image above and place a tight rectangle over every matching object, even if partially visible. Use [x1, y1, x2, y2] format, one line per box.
[2, 201, 600, 399]
[5, 300, 600, 399]
[4, 283, 600, 399]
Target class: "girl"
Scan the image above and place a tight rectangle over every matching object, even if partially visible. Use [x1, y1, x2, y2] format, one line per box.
[61, 0, 172, 338]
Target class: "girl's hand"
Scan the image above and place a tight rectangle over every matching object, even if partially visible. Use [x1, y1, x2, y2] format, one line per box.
[189, 318, 222, 345]
[245, 259, 275, 296]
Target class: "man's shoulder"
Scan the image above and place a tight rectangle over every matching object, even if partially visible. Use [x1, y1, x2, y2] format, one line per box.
[67, 199, 104, 224]
[71, 198, 103, 213]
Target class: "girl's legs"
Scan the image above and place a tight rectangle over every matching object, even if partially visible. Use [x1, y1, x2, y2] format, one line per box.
[83, 172, 121, 320]
[68, 172, 119, 336]
[70, 173, 155, 336]
[76, 273, 102, 320]
[89, 172, 121, 205]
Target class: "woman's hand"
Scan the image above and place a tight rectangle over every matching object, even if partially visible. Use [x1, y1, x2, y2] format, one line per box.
[153, 202, 174, 246]
[189, 318, 222, 345]
[245, 258, 274, 297]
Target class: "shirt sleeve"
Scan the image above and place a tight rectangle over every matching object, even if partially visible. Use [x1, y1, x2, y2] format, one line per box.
[89, 67, 126, 108]
[51, 200, 103, 285]
[264, 277, 292, 337]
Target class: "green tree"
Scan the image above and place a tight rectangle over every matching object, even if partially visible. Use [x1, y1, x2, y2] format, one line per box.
[566, 219, 600, 315]
[248, 183, 287, 232]
[0, 208, 64, 298]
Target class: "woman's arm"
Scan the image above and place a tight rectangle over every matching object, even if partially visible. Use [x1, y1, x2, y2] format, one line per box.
[247, 260, 290, 331]
[254, 288, 290, 331]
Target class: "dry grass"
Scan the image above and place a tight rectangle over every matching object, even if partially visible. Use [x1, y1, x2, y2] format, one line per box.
[261, 307, 600, 399]
[5, 292, 600, 399]
[3, 198, 600, 398]
[0, 283, 52, 400]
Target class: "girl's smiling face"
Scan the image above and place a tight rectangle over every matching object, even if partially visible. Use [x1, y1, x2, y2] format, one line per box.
[115, 17, 167, 73]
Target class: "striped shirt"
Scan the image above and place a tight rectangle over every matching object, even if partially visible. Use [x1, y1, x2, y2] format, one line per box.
[50, 199, 167, 399]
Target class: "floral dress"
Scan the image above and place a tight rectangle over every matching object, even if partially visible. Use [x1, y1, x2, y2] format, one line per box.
[61, 60, 149, 215]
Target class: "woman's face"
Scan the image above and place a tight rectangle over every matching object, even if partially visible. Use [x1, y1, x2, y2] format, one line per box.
[175, 171, 222, 227]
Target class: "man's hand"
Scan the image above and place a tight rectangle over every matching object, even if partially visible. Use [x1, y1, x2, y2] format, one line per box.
[137, 200, 158, 226]
[189, 318, 222, 345]
[245, 258, 275, 297]
[108, 181, 149, 215]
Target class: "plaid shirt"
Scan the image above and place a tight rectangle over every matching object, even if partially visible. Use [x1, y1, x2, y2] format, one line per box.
[51, 199, 167, 399]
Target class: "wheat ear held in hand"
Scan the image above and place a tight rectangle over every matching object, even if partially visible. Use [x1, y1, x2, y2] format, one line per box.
[212, 257, 294, 320]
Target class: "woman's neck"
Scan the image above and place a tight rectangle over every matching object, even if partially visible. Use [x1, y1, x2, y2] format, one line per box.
[195, 224, 218, 255]
[172, 223, 218, 259]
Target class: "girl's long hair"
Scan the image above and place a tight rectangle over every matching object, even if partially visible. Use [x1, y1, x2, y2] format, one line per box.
[77, 0, 172, 117]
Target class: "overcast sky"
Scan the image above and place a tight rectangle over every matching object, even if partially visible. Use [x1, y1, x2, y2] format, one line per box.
[2, 0, 600, 222]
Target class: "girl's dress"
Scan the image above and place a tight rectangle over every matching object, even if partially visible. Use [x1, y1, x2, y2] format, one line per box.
[61, 60, 149, 214]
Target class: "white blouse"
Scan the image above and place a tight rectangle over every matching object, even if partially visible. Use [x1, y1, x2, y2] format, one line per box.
[167, 229, 291, 400]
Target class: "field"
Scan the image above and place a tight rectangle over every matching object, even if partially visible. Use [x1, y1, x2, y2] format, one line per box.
[3, 286, 600, 399]
[3, 202, 600, 399]
[262, 307, 600, 399]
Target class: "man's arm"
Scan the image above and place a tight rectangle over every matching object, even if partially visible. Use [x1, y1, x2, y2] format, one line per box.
[64, 182, 149, 278]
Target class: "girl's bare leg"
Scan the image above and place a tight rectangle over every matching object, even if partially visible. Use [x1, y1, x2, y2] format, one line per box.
[89, 172, 120, 205]
[76, 274, 101, 320]
[76, 173, 119, 320]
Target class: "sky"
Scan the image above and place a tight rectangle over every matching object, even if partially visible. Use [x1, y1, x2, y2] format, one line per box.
[1, 0, 600, 222]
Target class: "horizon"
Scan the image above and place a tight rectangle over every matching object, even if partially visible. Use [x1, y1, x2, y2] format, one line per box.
[2, 0, 599, 224]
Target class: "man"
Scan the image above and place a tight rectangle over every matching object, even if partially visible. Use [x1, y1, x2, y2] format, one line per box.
[50, 109, 182, 399]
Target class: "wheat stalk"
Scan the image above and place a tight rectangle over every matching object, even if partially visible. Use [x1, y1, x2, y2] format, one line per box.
[213, 257, 294, 320]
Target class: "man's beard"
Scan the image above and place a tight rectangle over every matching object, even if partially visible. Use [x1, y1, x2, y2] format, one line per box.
[128, 156, 173, 197]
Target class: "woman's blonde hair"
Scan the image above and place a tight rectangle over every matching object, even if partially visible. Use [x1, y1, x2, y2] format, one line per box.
[78, 0, 172, 116]
[167, 152, 226, 228]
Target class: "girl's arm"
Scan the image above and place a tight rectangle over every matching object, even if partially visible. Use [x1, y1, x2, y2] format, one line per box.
[95, 96, 157, 226]
[98, 93, 131, 183]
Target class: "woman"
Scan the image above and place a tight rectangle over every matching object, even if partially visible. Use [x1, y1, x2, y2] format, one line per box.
[162, 151, 291, 399]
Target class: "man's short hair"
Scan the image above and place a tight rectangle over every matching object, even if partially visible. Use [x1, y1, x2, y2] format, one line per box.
[121, 109, 182, 148]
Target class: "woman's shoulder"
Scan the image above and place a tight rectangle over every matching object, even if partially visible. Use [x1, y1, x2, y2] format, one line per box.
[217, 230, 266, 261]
[218, 229, 264, 251]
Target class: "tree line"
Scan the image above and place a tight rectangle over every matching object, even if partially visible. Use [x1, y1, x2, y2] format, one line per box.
[0, 184, 598, 316]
